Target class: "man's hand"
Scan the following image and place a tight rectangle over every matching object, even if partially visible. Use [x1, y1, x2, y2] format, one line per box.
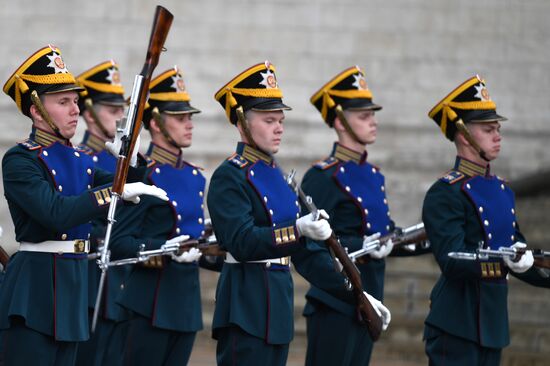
[122, 182, 168, 204]
[364, 291, 391, 331]
[105, 135, 141, 168]
[503, 242, 534, 273]
[370, 238, 393, 259]
[170, 247, 202, 263]
[296, 210, 331, 241]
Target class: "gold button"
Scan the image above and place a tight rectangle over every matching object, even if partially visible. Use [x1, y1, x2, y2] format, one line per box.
[74, 151, 80, 157]
[264, 196, 268, 203]
[345, 186, 351, 192]
[357, 197, 363, 203]
[87, 168, 92, 175]
[193, 169, 198, 175]
[367, 223, 371, 229]
[155, 168, 160, 174]
[364, 209, 369, 215]
[484, 220, 489, 226]
[172, 200, 178, 207]
[93, 156, 98, 162]
[176, 228, 181, 234]
[340, 167, 345, 173]
[87, 185, 91, 189]
[43, 151, 49, 156]
[61, 233, 67, 240]
[479, 206, 484, 213]
[250, 170, 255, 177]
[381, 186, 385, 192]
[269, 209, 274, 216]
[199, 191, 204, 197]
[488, 233, 492, 239]
[372, 167, 376, 173]
[51, 169, 56, 175]
[466, 184, 471, 189]
[58, 185, 63, 192]
[198, 218, 203, 224]
[177, 214, 182, 221]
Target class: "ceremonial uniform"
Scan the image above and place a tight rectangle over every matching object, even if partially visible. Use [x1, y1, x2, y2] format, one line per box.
[423, 76, 529, 366]
[109, 67, 210, 366]
[302, 66, 421, 365]
[74, 60, 132, 366]
[0, 46, 123, 366]
[209, 62, 369, 366]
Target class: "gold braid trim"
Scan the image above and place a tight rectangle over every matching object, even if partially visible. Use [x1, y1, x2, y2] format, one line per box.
[149, 91, 190, 102]
[224, 87, 283, 120]
[321, 89, 373, 121]
[440, 100, 496, 135]
[14, 73, 76, 111]
[77, 79, 124, 95]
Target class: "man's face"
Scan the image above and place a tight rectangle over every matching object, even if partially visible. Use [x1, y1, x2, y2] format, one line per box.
[41, 91, 80, 139]
[95, 103, 125, 138]
[247, 110, 285, 154]
[163, 113, 194, 148]
[468, 121, 502, 161]
[344, 109, 378, 145]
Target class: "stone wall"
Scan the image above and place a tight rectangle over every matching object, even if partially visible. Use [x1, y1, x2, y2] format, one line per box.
[1, 0, 549, 364]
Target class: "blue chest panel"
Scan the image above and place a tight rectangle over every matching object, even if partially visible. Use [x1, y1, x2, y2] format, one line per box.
[92, 149, 117, 173]
[334, 161, 391, 236]
[461, 176, 517, 249]
[149, 163, 206, 239]
[246, 161, 299, 227]
[38, 142, 94, 239]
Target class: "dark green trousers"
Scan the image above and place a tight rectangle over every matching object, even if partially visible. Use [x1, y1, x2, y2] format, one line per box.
[305, 302, 373, 366]
[1, 317, 77, 366]
[75, 312, 130, 366]
[122, 314, 196, 366]
[216, 325, 289, 366]
[425, 325, 502, 366]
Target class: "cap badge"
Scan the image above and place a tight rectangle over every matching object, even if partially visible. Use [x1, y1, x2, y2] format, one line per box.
[474, 83, 491, 101]
[106, 67, 121, 85]
[352, 73, 368, 90]
[46, 52, 68, 74]
[171, 74, 186, 92]
[260, 69, 277, 89]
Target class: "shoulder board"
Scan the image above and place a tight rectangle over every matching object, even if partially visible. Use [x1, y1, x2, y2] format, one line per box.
[75, 144, 94, 155]
[439, 170, 466, 184]
[17, 138, 41, 151]
[313, 156, 338, 170]
[227, 153, 248, 169]
[145, 155, 156, 168]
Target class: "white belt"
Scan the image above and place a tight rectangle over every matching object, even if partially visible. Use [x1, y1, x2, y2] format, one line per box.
[225, 252, 290, 267]
[19, 240, 90, 254]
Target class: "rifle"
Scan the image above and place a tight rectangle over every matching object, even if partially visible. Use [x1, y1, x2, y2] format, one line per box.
[349, 223, 428, 263]
[285, 170, 384, 341]
[0, 245, 10, 269]
[449, 246, 550, 270]
[91, 5, 173, 333]
[106, 235, 224, 268]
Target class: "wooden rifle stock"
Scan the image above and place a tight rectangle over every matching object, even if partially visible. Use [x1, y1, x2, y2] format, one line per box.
[324, 233, 384, 341]
[284, 170, 383, 341]
[112, 6, 174, 194]
[0, 245, 10, 268]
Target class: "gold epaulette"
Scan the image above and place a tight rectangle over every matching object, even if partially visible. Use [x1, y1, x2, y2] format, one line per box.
[273, 225, 297, 245]
[17, 138, 41, 151]
[313, 156, 338, 170]
[439, 170, 465, 185]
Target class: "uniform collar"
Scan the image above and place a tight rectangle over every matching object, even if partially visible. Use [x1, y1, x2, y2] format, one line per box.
[237, 142, 273, 165]
[31, 127, 71, 147]
[80, 130, 106, 153]
[455, 156, 490, 177]
[331, 142, 367, 164]
[147, 142, 181, 167]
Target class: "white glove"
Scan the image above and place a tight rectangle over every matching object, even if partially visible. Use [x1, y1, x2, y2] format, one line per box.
[503, 242, 534, 273]
[105, 135, 141, 167]
[362, 232, 381, 249]
[296, 210, 332, 241]
[370, 238, 394, 259]
[170, 247, 202, 263]
[121, 182, 168, 204]
[364, 291, 391, 331]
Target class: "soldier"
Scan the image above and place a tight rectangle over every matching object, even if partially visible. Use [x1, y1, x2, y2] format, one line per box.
[423, 75, 534, 366]
[74, 60, 132, 366]
[109, 66, 213, 366]
[302, 66, 428, 365]
[208, 61, 391, 366]
[0, 45, 167, 366]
